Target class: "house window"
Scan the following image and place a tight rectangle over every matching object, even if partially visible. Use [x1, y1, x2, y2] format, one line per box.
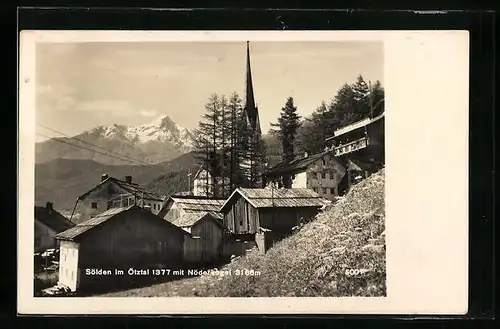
[91, 202, 98, 209]
[312, 187, 318, 193]
[323, 188, 327, 194]
[322, 172, 327, 179]
[239, 220, 243, 226]
[330, 187, 336, 195]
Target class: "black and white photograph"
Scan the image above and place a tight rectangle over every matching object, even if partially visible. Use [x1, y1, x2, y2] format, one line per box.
[18, 30, 469, 315]
[32, 38, 386, 298]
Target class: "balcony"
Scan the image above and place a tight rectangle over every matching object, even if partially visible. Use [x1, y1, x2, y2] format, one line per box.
[331, 136, 371, 156]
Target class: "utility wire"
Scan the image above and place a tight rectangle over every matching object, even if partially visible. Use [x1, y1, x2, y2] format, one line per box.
[36, 132, 149, 166]
[36, 131, 194, 195]
[38, 124, 152, 166]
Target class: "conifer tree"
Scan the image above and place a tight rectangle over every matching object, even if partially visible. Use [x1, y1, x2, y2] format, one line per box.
[271, 97, 302, 164]
[193, 93, 222, 197]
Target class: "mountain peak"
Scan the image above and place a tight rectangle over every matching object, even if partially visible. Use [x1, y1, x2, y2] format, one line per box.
[148, 114, 174, 127]
[36, 115, 195, 166]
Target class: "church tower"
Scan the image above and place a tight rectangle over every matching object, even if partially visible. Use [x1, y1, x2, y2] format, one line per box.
[243, 41, 264, 188]
[244, 41, 261, 134]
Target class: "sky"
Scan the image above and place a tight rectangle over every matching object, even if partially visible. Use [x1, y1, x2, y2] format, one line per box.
[35, 41, 383, 142]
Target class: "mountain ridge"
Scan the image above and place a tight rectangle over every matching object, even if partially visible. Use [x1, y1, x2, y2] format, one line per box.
[35, 152, 200, 212]
[36, 115, 195, 166]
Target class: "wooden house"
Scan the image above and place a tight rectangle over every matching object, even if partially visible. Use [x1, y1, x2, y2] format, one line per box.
[34, 202, 75, 253]
[158, 195, 225, 224]
[325, 111, 385, 170]
[172, 211, 226, 265]
[263, 150, 348, 201]
[71, 174, 164, 223]
[54, 205, 189, 292]
[219, 188, 326, 243]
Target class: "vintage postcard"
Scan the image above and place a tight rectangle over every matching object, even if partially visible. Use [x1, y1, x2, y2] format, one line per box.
[18, 30, 469, 315]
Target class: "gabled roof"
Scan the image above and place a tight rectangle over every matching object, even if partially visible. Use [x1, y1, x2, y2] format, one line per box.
[158, 196, 225, 218]
[172, 211, 224, 229]
[55, 205, 189, 241]
[35, 206, 75, 233]
[78, 176, 163, 202]
[220, 188, 326, 212]
[264, 150, 344, 177]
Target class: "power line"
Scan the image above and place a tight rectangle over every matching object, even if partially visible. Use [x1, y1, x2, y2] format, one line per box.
[36, 132, 150, 166]
[38, 124, 152, 166]
[36, 131, 195, 195]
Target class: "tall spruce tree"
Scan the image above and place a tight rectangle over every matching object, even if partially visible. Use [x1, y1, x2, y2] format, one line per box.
[271, 97, 302, 164]
[194, 92, 254, 197]
[226, 92, 249, 192]
[193, 93, 222, 198]
[296, 101, 330, 154]
[328, 83, 357, 128]
[370, 80, 385, 117]
[351, 75, 371, 121]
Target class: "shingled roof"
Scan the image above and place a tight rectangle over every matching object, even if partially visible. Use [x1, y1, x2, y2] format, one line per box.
[158, 196, 225, 218]
[78, 176, 163, 202]
[35, 203, 75, 233]
[55, 205, 189, 241]
[172, 211, 224, 229]
[220, 188, 326, 212]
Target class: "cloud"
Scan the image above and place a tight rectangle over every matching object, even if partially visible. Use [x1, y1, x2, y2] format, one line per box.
[75, 99, 133, 113]
[139, 109, 158, 117]
[36, 84, 77, 112]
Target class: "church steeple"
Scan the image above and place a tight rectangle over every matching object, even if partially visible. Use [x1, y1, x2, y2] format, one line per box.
[244, 41, 259, 132]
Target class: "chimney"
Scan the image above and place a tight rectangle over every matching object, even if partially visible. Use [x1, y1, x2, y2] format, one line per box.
[125, 175, 132, 184]
[46, 202, 53, 211]
[101, 174, 109, 182]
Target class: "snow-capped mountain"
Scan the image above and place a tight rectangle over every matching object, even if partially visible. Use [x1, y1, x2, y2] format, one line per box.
[90, 116, 194, 151]
[36, 115, 196, 165]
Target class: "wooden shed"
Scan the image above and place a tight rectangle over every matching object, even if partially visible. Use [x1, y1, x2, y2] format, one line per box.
[173, 212, 226, 265]
[220, 188, 327, 241]
[54, 205, 189, 292]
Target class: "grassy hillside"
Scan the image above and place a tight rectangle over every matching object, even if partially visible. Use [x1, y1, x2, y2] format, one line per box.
[35, 152, 199, 212]
[100, 168, 386, 297]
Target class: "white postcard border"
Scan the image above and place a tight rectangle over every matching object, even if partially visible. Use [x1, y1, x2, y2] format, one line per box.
[18, 30, 469, 315]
